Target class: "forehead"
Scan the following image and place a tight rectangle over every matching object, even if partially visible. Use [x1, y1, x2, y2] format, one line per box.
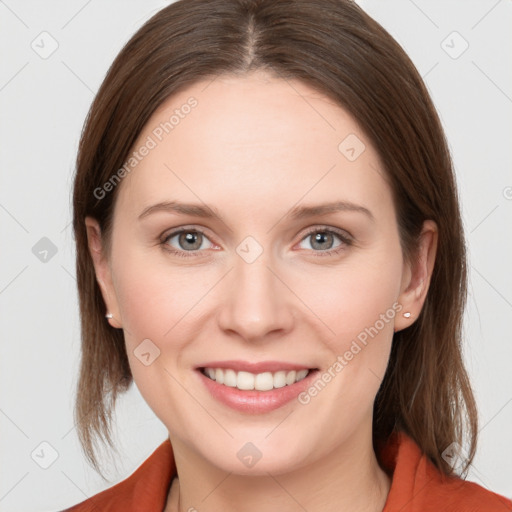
[115, 71, 392, 223]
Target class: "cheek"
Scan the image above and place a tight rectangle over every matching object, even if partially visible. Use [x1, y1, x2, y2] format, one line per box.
[112, 248, 209, 340]
[111, 252, 204, 419]
[306, 251, 402, 337]
[295, 240, 403, 379]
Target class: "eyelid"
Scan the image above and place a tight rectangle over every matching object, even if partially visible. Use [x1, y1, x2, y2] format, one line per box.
[161, 225, 216, 248]
[299, 225, 353, 243]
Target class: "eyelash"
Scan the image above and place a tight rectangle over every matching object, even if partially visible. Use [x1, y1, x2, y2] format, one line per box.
[160, 226, 353, 259]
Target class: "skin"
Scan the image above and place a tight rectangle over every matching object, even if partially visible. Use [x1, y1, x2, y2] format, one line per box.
[86, 69, 437, 512]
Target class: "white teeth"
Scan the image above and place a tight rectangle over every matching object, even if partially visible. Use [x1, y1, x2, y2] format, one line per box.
[215, 368, 224, 384]
[254, 372, 274, 391]
[285, 370, 297, 385]
[223, 369, 237, 387]
[202, 367, 312, 391]
[237, 371, 255, 390]
[296, 369, 309, 381]
[273, 371, 287, 388]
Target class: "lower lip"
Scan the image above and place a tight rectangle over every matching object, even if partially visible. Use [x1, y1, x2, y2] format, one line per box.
[196, 369, 319, 414]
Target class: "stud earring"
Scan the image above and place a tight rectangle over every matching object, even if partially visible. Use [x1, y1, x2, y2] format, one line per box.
[403, 312, 411, 318]
[105, 313, 113, 319]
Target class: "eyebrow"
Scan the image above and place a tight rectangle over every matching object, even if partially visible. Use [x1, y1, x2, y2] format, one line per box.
[138, 200, 374, 222]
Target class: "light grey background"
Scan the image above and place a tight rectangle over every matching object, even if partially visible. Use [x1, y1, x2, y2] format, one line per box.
[0, 1, 511, 511]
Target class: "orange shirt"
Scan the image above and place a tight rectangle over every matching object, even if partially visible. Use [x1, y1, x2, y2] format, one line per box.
[63, 431, 512, 511]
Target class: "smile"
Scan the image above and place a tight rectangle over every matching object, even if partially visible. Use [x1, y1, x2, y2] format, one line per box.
[201, 367, 311, 391]
[196, 365, 320, 414]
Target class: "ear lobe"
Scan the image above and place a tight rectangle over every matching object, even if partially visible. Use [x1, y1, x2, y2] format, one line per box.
[84, 216, 122, 328]
[394, 220, 438, 332]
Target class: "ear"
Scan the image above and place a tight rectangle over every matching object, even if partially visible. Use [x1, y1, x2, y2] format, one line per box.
[394, 220, 438, 332]
[85, 216, 122, 329]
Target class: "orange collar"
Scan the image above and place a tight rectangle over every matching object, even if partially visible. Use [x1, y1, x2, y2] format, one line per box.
[65, 431, 512, 511]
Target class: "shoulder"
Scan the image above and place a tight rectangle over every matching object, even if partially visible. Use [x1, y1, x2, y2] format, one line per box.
[61, 439, 176, 512]
[381, 431, 512, 511]
[430, 477, 512, 511]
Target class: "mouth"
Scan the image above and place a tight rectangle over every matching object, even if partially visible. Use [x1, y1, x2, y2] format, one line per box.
[198, 366, 318, 391]
[195, 364, 321, 414]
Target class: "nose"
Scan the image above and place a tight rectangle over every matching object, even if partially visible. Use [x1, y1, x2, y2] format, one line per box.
[216, 250, 295, 343]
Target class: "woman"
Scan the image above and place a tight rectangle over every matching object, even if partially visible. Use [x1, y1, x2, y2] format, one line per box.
[64, 0, 512, 510]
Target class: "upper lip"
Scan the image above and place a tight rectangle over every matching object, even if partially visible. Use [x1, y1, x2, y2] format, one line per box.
[196, 360, 318, 373]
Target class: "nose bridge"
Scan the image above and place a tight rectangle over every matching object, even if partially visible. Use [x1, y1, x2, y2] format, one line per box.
[217, 238, 293, 341]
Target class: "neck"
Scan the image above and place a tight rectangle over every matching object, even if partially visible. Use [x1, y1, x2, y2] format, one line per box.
[165, 424, 391, 512]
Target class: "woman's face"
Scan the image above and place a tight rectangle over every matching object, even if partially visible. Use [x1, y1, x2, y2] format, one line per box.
[87, 70, 434, 475]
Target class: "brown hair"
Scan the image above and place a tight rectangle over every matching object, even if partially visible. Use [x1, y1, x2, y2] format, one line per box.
[72, 0, 478, 480]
